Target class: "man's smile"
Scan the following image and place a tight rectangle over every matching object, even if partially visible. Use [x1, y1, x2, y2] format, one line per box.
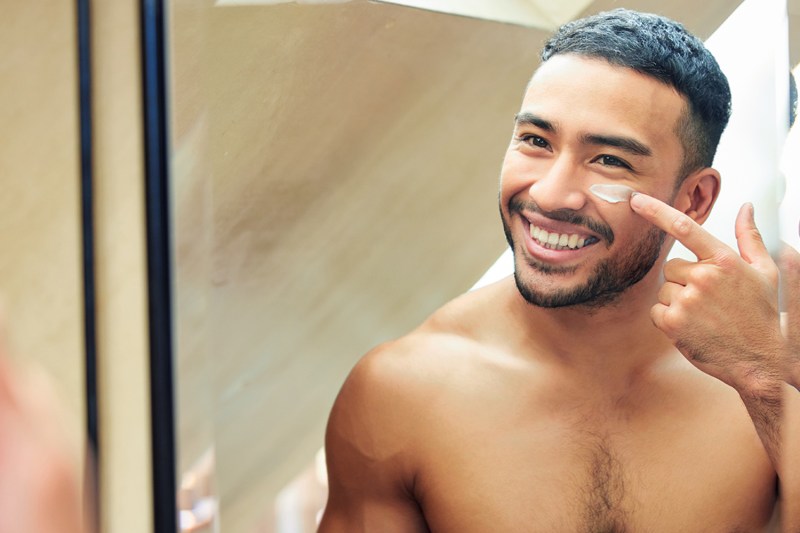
[520, 217, 600, 267]
[528, 221, 599, 250]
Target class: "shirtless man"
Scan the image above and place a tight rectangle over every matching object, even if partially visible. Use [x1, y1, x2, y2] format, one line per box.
[319, 9, 789, 532]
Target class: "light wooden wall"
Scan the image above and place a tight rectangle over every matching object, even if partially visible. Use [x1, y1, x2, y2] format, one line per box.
[0, 1, 84, 434]
[1, 4, 154, 532]
[92, 1, 154, 532]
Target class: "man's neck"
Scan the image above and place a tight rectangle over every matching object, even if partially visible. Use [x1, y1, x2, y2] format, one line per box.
[504, 273, 676, 385]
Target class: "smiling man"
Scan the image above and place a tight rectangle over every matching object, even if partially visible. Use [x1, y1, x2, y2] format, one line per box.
[319, 9, 789, 532]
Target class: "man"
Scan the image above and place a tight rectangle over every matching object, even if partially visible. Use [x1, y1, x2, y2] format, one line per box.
[319, 9, 790, 531]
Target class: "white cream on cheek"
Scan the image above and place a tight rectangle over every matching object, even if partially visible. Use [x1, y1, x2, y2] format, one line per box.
[589, 183, 637, 204]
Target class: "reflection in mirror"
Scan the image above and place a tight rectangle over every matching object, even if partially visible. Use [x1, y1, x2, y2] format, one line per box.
[170, 3, 541, 530]
[167, 0, 792, 531]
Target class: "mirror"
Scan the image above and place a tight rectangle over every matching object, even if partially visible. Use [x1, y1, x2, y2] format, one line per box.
[164, 1, 793, 531]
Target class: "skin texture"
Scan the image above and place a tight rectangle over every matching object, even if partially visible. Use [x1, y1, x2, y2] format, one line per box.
[319, 56, 781, 532]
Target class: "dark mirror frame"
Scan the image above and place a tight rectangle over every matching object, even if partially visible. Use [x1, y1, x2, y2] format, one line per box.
[77, 0, 99, 529]
[141, 0, 178, 532]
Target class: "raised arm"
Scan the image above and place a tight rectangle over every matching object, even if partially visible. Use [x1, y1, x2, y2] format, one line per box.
[319, 344, 430, 533]
[629, 194, 787, 469]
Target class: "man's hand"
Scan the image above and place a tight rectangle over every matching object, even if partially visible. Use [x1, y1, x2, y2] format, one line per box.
[630, 192, 789, 474]
[629, 193, 784, 391]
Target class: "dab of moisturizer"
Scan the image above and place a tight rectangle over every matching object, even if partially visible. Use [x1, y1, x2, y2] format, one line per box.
[589, 183, 636, 204]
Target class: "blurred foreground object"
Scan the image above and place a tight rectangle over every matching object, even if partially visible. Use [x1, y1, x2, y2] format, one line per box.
[0, 340, 85, 533]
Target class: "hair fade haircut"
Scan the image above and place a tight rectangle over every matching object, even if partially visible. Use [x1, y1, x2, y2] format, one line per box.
[540, 9, 732, 179]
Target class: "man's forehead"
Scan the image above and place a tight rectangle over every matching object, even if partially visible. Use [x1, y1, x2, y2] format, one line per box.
[520, 55, 688, 131]
[527, 54, 610, 87]
[526, 53, 688, 102]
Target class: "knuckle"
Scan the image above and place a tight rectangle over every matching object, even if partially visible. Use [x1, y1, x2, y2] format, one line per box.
[746, 227, 764, 244]
[671, 215, 693, 238]
[678, 286, 703, 308]
[712, 250, 738, 269]
[687, 266, 717, 287]
[662, 307, 686, 333]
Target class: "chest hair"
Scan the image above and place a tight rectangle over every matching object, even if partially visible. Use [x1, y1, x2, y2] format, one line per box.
[577, 436, 630, 533]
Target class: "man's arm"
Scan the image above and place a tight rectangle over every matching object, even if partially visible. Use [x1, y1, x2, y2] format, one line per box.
[630, 194, 787, 465]
[319, 344, 430, 533]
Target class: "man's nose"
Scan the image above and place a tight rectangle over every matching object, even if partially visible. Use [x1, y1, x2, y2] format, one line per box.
[527, 155, 587, 213]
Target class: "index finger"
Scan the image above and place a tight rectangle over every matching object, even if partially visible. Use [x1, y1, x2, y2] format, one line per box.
[629, 192, 727, 260]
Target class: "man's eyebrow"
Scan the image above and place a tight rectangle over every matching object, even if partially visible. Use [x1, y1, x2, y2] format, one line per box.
[514, 112, 557, 132]
[581, 133, 652, 157]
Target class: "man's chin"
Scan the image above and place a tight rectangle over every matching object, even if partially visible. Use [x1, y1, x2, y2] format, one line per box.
[513, 269, 625, 309]
[509, 221, 666, 310]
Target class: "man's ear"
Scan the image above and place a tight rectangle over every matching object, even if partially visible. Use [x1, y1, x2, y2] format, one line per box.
[672, 167, 721, 225]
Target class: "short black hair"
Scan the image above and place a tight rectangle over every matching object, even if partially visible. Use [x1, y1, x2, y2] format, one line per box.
[541, 9, 731, 179]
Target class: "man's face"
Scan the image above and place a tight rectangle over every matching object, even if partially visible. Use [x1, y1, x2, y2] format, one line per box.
[499, 54, 687, 308]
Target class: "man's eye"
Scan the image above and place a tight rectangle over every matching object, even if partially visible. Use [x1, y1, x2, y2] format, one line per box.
[596, 155, 631, 169]
[519, 135, 549, 149]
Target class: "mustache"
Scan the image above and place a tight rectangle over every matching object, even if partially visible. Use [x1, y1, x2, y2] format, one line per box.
[508, 196, 615, 245]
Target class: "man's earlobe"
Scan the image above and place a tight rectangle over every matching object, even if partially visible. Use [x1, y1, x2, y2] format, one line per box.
[675, 168, 721, 225]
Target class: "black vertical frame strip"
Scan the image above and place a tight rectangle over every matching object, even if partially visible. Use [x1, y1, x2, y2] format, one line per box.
[141, 0, 177, 532]
[76, 0, 100, 528]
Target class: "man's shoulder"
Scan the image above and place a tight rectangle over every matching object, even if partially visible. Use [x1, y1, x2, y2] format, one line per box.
[331, 283, 515, 424]
[347, 328, 482, 396]
[324, 333, 471, 467]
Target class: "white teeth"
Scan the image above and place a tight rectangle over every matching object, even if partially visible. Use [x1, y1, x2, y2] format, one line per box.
[529, 223, 592, 250]
[568, 234, 578, 248]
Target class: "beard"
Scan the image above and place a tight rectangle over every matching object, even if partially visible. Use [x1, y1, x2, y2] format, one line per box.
[501, 198, 666, 309]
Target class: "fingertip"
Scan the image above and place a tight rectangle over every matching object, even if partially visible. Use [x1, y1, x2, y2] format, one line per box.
[629, 191, 645, 210]
[735, 202, 757, 230]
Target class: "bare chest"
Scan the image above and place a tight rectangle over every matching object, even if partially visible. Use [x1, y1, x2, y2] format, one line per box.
[414, 409, 776, 532]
